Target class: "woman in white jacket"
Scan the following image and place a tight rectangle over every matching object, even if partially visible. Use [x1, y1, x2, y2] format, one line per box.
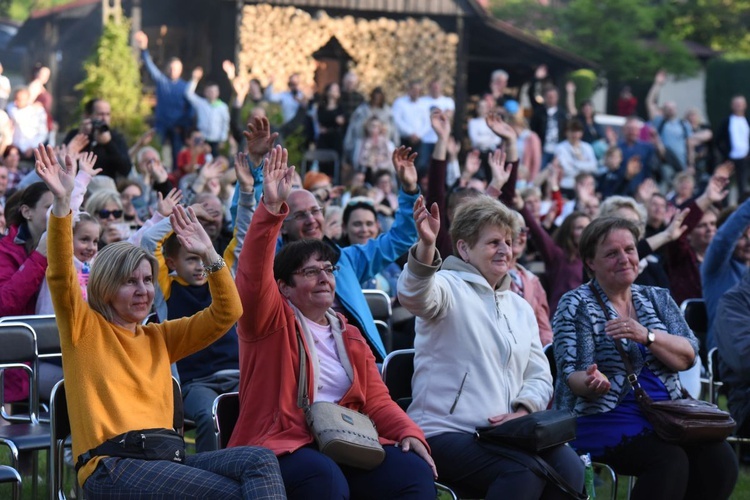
[398, 195, 584, 500]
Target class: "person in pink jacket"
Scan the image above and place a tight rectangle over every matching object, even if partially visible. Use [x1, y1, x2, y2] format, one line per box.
[230, 145, 436, 499]
[0, 181, 51, 402]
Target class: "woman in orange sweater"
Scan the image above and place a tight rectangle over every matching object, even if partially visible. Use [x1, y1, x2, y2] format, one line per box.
[35, 144, 285, 498]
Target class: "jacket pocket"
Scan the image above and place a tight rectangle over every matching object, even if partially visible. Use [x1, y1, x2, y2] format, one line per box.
[449, 372, 469, 414]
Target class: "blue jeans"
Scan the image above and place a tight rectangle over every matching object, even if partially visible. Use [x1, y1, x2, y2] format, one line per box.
[182, 371, 240, 452]
[428, 432, 584, 500]
[277, 445, 435, 499]
[83, 446, 285, 499]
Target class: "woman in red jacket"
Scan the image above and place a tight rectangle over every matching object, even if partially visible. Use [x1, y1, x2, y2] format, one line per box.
[231, 145, 436, 499]
[0, 181, 51, 402]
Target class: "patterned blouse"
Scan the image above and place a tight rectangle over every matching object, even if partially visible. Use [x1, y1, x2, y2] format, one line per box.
[552, 280, 698, 416]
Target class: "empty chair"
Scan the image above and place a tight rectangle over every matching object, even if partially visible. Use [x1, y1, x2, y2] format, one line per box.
[0, 322, 50, 500]
[300, 149, 341, 185]
[381, 348, 415, 411]
[212, 391, 240, 451]
[364, 289, 394, 352]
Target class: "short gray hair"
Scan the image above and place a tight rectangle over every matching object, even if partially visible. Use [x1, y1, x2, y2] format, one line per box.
[491, 69, 509, 82]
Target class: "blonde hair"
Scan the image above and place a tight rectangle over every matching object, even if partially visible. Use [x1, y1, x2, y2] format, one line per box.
[87, 242, 158, 323]
[599, 195, 646, 238]
[85, 189, 123, 218]
[450, 195, 519, 254]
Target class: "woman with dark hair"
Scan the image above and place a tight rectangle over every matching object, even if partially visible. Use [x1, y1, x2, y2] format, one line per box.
[565, 82, 604, 145]
[4, 145, 24, 192]
[315, 82, 346, 155]
[230, 145, 436, 498]
[35, 144, 286, 498]
[0, 181, 51, 403]
[553, 216, 737, 500]
[518, 203, 590, 317]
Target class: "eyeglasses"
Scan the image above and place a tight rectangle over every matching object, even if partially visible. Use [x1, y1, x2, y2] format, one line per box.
[292, 265, 339, 280]
[285, 207, 323, 222]
[98, 209, 123, 219]
[518, 227, 530, 236]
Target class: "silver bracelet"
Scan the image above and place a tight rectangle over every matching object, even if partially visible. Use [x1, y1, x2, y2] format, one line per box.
[202, 256, 226, 277]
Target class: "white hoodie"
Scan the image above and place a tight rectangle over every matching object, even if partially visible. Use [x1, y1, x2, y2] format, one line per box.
[398, 247, 552, 438]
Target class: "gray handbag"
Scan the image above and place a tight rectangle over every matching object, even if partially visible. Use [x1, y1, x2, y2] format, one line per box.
[296, 335, 386, 470]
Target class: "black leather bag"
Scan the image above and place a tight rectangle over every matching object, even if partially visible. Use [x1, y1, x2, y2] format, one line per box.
[475, 409, 577, 452]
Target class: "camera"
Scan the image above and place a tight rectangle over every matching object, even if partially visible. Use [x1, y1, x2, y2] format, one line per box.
[89, 119, 110, 142]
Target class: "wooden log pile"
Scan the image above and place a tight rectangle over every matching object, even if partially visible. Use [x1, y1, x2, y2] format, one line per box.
[237, 4, 457, 102]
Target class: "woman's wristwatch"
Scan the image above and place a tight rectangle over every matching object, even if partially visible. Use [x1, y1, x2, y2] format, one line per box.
[645, 330, 656, 347]
[202, 256, 226, 277]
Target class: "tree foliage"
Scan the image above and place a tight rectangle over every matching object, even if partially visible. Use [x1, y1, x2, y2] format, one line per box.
[667, 0, 750, 55]
[75, 15, 149, 142]
[490, 0, 699, 83]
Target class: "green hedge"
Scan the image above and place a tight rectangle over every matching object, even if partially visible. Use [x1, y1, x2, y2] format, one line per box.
[568, 69, 598, 107]
[705, 56, 750, 128]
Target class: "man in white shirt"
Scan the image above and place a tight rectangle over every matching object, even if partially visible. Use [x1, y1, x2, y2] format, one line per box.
[186, 67, 230, 157]
[264, 73, 304, 125]
[392, 80, 430, 155]
[717, 95, 750, 199]
[418, 79, 455, 173]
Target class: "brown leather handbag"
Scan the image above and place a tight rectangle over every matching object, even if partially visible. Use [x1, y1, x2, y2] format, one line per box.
[589, 283, 736, 444]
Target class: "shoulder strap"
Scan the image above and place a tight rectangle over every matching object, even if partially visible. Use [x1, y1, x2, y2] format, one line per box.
[296, 331, 310, 410]
[478, 441, 588, 500]
[587, 283, 650, 400]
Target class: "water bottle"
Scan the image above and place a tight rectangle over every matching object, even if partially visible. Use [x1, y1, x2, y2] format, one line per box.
[581, 453, 595, 499]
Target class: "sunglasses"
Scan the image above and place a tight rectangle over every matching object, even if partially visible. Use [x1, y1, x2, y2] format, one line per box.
[98, 209, 123, 219]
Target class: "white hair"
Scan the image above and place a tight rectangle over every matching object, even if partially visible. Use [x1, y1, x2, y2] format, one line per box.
[491, 70, 509, 81]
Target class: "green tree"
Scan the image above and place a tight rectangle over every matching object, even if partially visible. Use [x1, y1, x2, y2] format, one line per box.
[75, 15, 149, 141]
[491, 0, 698, 83]
[667, 0, 750, 55]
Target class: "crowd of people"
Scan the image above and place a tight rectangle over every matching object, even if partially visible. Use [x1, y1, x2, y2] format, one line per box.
[0, 32, 747, 498]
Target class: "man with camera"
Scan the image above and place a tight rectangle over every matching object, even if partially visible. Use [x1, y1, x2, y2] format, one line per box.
[63, 98, 132, 180]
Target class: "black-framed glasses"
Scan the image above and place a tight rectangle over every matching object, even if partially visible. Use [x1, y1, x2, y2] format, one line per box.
[292, 265, 339, 280]
[98, 209, 123, 219]
[285, 206, 323, 222]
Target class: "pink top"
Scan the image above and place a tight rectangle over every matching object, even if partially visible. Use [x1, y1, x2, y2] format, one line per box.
[304, 317, 350, 404]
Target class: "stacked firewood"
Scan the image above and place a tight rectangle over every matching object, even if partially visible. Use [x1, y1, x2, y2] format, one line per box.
[237, 4, 457, 101]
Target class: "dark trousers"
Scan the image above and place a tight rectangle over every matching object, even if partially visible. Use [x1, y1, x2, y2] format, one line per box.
[160, 126, 185, 171]
[277, 445, 435, 499]
[428, 432, 584, 500]
[83, 446, 285, 498]
[596, 433, 737, 500]
[181, 371, 240, 452]
[732, 155, 750, 201]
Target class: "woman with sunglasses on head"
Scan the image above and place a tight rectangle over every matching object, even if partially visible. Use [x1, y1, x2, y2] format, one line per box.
[230, 145, 437, 499]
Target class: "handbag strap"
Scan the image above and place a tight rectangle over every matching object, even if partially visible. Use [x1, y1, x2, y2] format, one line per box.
[296, 331, 310, 411]
[587, 283, 651, 401]
[478, 441, 588, 500]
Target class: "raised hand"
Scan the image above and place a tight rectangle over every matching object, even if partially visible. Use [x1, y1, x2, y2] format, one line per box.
[392, 146, 418, 192]
[67, 133, 89, 157]
[34, 144, 76, 200]
[170, 205, 214, 259]
[413, 196, 440, 246]
[191, 66, 204, 82]
[77, 151, 101, 177]
[243, 116, 279, 162]
[134, 30, 148, 50]
[486, 112, 517, 141]
[147, 158, 169, 184]
[199, 159, 224, 180]
[157, 188, 183, 217]
[430, 109, 451, 140]
[535, 64, 548, 80]
[234, 152, 255, 192]
[464, 150, 481, 177]
[625, 156, 642, 180]
[665, 208, 690, 242]
[488, 149, 510, 190]
[565, 81, 576, 94]
[636, 178, 658, 204]
[222, 60, 236, 80]
[262, 145, 294, 212]
[704, 175, 729, 204]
